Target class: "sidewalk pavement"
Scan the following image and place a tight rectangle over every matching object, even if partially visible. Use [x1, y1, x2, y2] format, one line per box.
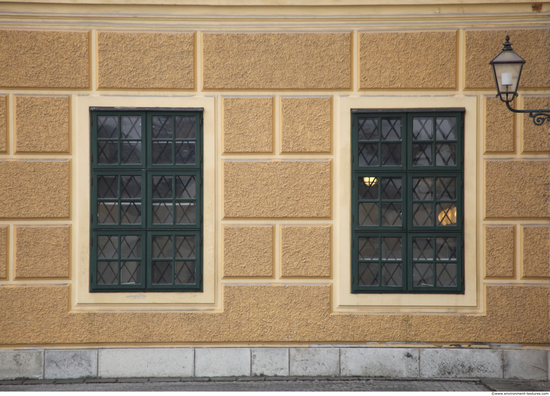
[0, 377, 549, 392]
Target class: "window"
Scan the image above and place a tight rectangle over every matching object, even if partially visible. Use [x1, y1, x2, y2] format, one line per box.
[352, 110, 463, 293]
[90, 109, 202, 292]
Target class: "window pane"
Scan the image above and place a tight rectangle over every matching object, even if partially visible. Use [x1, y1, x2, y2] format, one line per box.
[121, 116, 141, 139]
[152, 202, 174, 224]
[175, 203, 196, 224]
[381, 118, 401, 141]
[412, 177, 433, 201]
[175, 116, 196, 139]
[358, 237, 378, 260]
[152, 261, 172, 284]
[413, 263, 433, 286]
[381, 203, 402, 226]
[381, 263, 402, 286]
[358, 118, 378, 140]
[358, 143, 378, 166]
[436, 204, 457, 226]
[435, 143, 456, 166]
[152, 116, 173, 138]
[412, 143, 432, 166]
[120, 236, 141, 259]
[120, 141, 141, 164]
[120, 202, 141, 224]
[436, 117, 457, 140]
[98, 141, 118, 164]
[175, 142, 196, 164]
[358, 262, 379, 286]
[152, 236, 172, 258]
[358, 177, 378, 200]
[412, 117, 433, 140]
[436, 263, 457, 287]
[98, 176, 118, 198]
[381, 143, 401, 166]
[175, 261, 195, 284]
[98, 116, 118, 138]
[121, 261, 141, 285]
[120, 176, 141, 199]
[381, 178, 402, 200]
[413, 203, 433, 226]
[359, 203, 378, 226]
[381, 237, 402, 260]
[152, 141, 172, 164]
[152, 176, 173, 199]
[412, 237, 434, 260]
[436, 178, 456, 200]
[175, 236, 195, 259]
[436, 237, 457, 260]
[176, 176, 196, 199]
[97, 235, 118, 259]
[98, 202, 118, 224]
[97, 261, 118, 285]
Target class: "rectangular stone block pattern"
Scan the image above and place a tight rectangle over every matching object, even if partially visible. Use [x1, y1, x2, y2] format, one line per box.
[360, 31, 456, 89]
[99, 348, 193, 378]
[0, 349, 43, 380]
[195, 348, 250, 377]
[15, 226, 70, 279]
[98, 32, 195, 89]
[485, 226, 514, 278]
[420, 349, 502, 378]
[289, 348, 339, 376]
[523, 97, 550, 152]
[223, 97, 273, 153]
[281, 226, 331, 277]
[465, 29, 550, 89]
[281, 97, 331, 153]
[503, 349, 548, 380]
[223, 226, 273, 278]
[252, 348, 289, 377]
[485, 160, 550, 218]
[45, 350, 97, 379]
[341, 348, 419, 378]
[0, 95, 6, 153]
[522, 226, 550, 278]
[485, 96, 514, 153]
[0, 160, 70, 218]
[203, 33, 350, 90]
[224, 161, 331, 218]
[0, 226, 6, 279]
[15, 96, 70, 153]
[0, 30, 89, 89]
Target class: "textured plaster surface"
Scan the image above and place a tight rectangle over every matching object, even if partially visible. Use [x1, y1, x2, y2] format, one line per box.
[15, 96, 70, 153]
[0, 30, 89, 89]
[522, 226, 550, 278]
[485, 160, 550, 218]
[485, 96, 514, 153]
[465, 29, 550, 89]
[281, 97, 331, 153]
[223, 97, 273, 153]
[0, 95, 6, 153]
[0, 226, 6, 279]
[280, 226, 331, 277]
[359, 31, 456, 89]
[0, 285, 548, 345]
[15, 226, 70, 279]
[224, 161, 331, 218]
[0, 161, 70, 219]
[523, 97, 550, 152]
[97, 32, 195, 89]
[203, 33, 351, 90]
[485, 226, 514, 278]
[223, 226, 273, 277]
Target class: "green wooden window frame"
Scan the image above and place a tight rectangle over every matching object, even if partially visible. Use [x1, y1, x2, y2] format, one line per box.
[351, 110, 464, 294]
[90, 109, 203, 292]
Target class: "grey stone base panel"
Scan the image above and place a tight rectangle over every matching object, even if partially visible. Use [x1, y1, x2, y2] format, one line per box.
[0, 347, 548, 381]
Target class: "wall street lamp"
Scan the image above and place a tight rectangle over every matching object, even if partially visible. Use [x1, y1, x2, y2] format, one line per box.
[490, 35, 550, 126]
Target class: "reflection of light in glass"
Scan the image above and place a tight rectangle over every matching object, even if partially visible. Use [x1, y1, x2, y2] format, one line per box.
[363, 177, 378, 186]
[438, 205, 457, 226]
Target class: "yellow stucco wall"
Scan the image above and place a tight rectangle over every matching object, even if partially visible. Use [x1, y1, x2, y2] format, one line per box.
[0, 1, 549, 347]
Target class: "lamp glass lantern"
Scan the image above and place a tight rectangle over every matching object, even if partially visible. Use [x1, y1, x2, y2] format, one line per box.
[489, 36, 526, 103]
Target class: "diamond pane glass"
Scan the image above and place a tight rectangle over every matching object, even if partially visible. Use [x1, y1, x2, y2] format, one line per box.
[175, 236, 195, 259]
[120, 142, 141, 164]
[412, 237, 434, 260]
[358, 262, 379, 286]
[120, 176, 141, 199]
[120, 236, 141, 258]
[413, 263, 433, 286]
[381, 237, 402, 260]
[175, 261, 195, 284]
[98, 116, 118, 138]
[358, 118, 378, 140]
[381, 263, 402, 286]
[121, 116, 141, 139]
[412, 144, 432, 166]
[381, 143, 401, 166]
[435, 143, 456, 166]
[176, 203, 196, 224]
[97, 236, 118, 259]
[358, 177, 378, 200]
[98, 176, 118, 199]
[175, 142, 196, 164]
[412, 117, 433, 140]
[413, 203, 433, 226]
[436, 117, 457, 140]
[98, 141, 118, 164]
[120, 202, 141, 224]
[358, 237, 378, 260]
[176, 176, 196, 199]
[381, 178, 402, 200]
[152, 203, 173, 224]
[412, 178, 433, 201]
[121, 261, 141, 284]
[153, 176, 173, 199]
[175, 116, 196, 139]
[358, 143, 378, 166]
[152, 141, 172, 164]
[152, 261, 172, 284]
[152, 116, 173, 138]
[152, 236, 172, 258]
[98, 202, 118, 224]
[436, 237, 457, 260]
[436, 263, 457, 287]
[381, 118, 402, 141]
[437, 204, 457, 226]
[381, 203, 402, 226]
[97, 261, 118, 285]
[436, 178, 456, 200]
[359, 203, 379, 226]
